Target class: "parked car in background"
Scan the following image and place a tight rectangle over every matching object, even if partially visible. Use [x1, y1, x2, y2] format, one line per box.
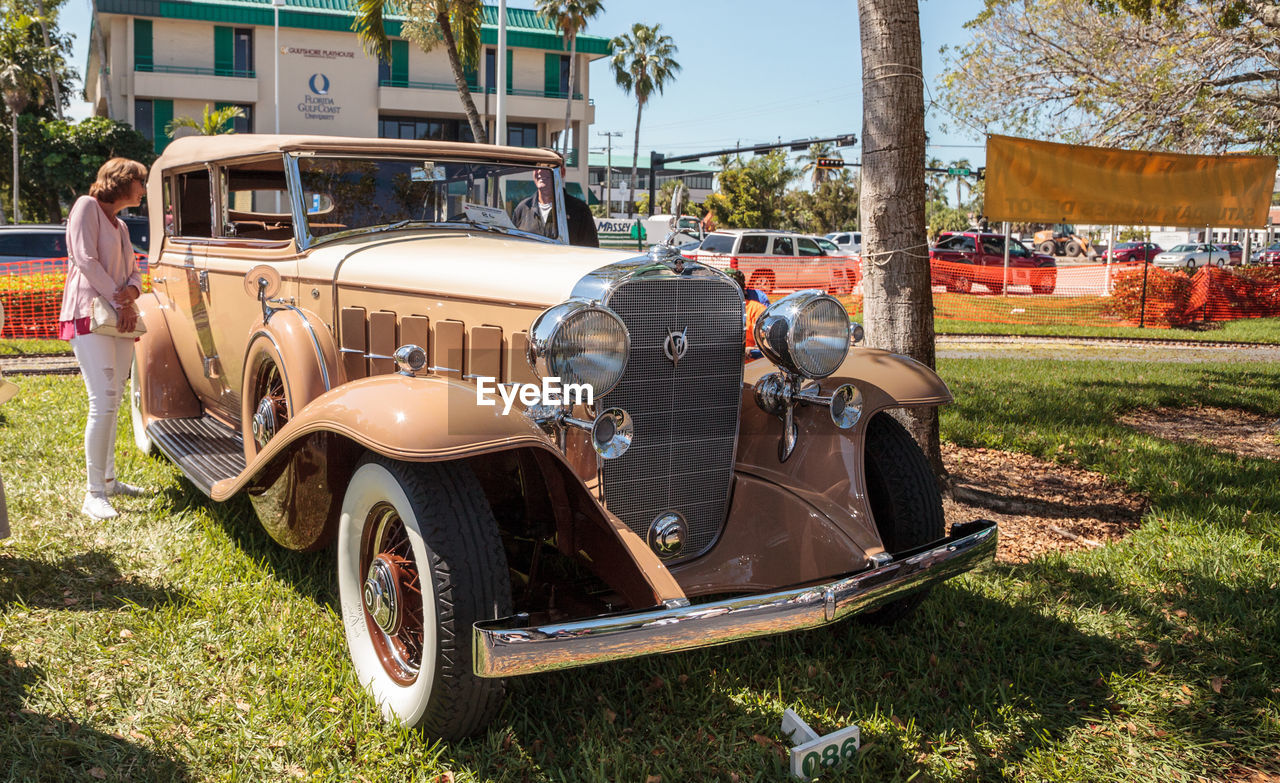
[826, 230, 861, 253]
[928, 231, 1057, 294]
[120, 214, 151, 257]
[0, 225, 69, 270]
[131, 133, 997, 740]
[1252, 241, 1280, 265]
[1153, 243, 1231, 270]
[1214, 243, 1244, 265]
[1104, 241, 1163, 263]
[693, 229, 857, 295]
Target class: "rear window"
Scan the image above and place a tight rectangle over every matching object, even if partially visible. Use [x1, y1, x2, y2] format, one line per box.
[699, 233, 735, 254]
[738, 235, 769, 254]
[26, 232, 67, 259]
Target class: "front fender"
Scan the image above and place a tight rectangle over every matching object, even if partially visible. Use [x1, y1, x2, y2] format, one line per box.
[673, 348, 949, 596]
[212, 373, 685, 607]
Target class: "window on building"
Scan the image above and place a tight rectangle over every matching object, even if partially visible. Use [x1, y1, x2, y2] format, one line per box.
[224, 104, 253, 134]
[173, 169, 213, 238]
[378, 57, 391, 86]
[485, 49, 495, 92]
[378, 115, 475, 142]
[135, 99, 154, 142]
[507, 122, 538, 148]
[559, 55, 570, 96]
[233, 28, 254, 75]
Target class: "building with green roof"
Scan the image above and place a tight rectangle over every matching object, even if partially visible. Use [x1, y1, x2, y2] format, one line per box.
[85, 0, 611, 192]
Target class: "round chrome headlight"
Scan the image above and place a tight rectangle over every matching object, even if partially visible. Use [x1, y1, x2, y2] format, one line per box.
[753, 290, 851, 379]
[527, 301, 630, 397]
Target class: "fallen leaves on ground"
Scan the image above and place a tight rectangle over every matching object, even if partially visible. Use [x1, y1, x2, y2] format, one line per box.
[943, 444, 1147, 563]
[1119, 406, 1279, 461]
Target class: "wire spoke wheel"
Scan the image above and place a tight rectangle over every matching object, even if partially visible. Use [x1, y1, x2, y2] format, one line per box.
[360, 502, 426, 685]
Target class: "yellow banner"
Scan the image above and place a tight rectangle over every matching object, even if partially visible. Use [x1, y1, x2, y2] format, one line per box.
[985, 135, 1277, 228]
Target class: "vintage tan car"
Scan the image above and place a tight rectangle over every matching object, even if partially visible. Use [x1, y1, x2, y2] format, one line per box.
[132, 135, 996, 740]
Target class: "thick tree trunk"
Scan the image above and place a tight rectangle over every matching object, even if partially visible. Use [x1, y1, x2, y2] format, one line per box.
[857, 0, 943, 478]
[438, 3, 488, 144]
[628, 102, 643, 217]
[562, 35, 577, 158]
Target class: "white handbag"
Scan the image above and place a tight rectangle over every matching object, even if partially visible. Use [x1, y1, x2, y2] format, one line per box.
[90, 295, 147, 338]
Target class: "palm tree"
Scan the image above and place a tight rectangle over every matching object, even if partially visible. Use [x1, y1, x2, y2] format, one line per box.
[799, 141, 837, 189]
[610, 22, 680, 217]
[0, 61, 46, 224]
[535, 0, 604, 159]
[946, 158, 972, 207]
[165, 104, 245, 138]
[353, 0, 488, 144]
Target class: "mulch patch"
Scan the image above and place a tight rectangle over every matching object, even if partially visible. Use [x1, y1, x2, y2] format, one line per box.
[1119, 406, 1279, 461]
[942, 444, 1148, 563]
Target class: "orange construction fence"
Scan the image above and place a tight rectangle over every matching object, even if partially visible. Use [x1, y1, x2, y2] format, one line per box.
[2, 255, 1277, 338]
[0, 257, 150, 339]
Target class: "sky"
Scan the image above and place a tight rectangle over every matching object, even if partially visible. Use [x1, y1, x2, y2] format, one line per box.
[58, 0, 990, 166]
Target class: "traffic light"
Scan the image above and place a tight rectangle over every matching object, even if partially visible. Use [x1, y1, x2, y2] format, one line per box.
[816, 157, 846, 170]
[976, 166, 986, 181]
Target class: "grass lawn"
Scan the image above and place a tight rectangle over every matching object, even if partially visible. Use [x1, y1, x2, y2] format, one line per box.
[0, 338, 69, 355]
[0, 359, 1278, 781]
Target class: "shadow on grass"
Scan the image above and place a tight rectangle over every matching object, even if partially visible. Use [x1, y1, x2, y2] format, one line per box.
[160, 480, 336, 609]
[432, 585, 1137, 781]
[0, 647, 190, 782]
[0, 550, 185, 612]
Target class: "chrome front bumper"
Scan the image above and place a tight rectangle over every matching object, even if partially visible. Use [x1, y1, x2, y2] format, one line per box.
[473, 519, 997, 678]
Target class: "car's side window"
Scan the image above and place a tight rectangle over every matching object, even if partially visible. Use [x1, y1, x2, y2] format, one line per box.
[981, 237, 1003, 255]
[773, 236, 793, 255]
[797, 238, 821, 256]
[26, 233, 66, 259]
[217, 159, 293, 241]
[699, 234, 735, 254]
[173, 169, 213, 239]
[0, 234, 24, 257]
[738, 235, 768, 254]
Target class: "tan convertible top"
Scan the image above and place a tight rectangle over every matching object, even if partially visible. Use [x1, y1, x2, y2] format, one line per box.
[154, 134, 564, 171]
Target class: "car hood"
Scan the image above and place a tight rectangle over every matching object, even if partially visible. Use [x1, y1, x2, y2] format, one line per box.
[300, 230, 642, 307]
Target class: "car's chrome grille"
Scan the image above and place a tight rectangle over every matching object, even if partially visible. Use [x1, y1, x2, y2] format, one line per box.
[600, 275, 744, 562]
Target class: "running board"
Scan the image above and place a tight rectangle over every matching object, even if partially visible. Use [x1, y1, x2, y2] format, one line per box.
[148, 416, 246, 496]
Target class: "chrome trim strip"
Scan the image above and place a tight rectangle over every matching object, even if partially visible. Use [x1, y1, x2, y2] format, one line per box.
[271, 302, 332, 392]
[283, 152, 312, 252]
[473, 520, 997, 678]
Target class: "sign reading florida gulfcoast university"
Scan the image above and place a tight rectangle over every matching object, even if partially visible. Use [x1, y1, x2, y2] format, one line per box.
[986, 134, 1278, 228]
[278, 37, 367, 135]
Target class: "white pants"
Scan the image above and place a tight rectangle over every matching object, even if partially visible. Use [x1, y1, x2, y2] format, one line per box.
[71, 333, 135, 494]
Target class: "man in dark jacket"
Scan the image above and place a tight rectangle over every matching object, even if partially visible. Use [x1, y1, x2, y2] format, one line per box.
[512, 166, 599, 247]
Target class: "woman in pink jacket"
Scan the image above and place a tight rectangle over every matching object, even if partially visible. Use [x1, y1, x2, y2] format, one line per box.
[59, 158, 149, 520]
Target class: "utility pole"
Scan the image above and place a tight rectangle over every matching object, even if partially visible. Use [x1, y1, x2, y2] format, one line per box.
[598, 130, 622, 218]
[496, 0, 507, 145]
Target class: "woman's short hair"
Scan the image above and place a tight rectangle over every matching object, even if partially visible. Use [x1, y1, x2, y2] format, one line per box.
[89, 158, 148, 202]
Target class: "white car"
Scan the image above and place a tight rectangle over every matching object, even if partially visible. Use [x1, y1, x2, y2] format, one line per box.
[692, 229, 857, 295]
[1153, 243, 1230, 270]
[826, 230, 861, 253]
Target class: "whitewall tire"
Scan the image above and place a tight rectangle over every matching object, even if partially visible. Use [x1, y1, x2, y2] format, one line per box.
[337, 457, 511, 739]
[129, 356, 153, 455]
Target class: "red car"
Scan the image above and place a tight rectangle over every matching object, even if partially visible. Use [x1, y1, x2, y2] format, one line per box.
[1254, 242, 1280, 265]
[1214, 243, 1244, 265]
[929, 232, 1058, 294]
[1104, 241, 1163, 263]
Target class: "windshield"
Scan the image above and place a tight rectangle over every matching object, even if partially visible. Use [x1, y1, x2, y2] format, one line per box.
[295, 156, 562, 242]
